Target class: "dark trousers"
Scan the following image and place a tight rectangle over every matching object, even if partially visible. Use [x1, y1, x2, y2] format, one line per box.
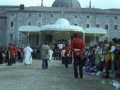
[20, 55, 24, 62]
[65, 57, 70, 68]
[7, 56, 13, 66]
[62, 57, 65, 64]
[42, 59, 48, 69]
[74, 57, 83, 78]
[13, 56, 16, 64]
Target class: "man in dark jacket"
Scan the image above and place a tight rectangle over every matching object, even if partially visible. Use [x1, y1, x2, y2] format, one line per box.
[41, 42, 50, 69]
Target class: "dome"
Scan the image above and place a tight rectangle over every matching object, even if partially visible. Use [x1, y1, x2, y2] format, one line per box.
[55, 18, 70, 25]
[52, 0, 81, 8]
[41, 18, 84, 33]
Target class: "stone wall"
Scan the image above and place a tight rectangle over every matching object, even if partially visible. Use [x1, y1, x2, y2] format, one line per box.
[3, 7, 120, 47]
[0, 17, 7, 47]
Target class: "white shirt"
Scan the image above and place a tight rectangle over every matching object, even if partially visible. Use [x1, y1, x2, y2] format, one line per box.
[58, 44, 64, 49]
[49, 50, 53, 55]
[61, 49, 66, 57]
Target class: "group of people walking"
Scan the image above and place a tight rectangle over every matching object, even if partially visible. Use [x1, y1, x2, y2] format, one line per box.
[0, 43, 33, 66]
[0, 32, 85, 79]
[1, 32, 120, 80]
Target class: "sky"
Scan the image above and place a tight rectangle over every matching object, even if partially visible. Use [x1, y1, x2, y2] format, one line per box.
[0, 0, 120, 9]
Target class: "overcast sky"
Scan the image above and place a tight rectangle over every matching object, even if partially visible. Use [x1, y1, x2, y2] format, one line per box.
[0, 0, 120, 9]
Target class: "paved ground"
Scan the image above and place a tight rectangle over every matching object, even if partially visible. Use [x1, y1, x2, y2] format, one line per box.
[0, 59, 116, 90]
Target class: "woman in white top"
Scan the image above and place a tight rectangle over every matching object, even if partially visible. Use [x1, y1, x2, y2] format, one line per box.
[61, 47, 66, 65]
[49, 49, 53, 61]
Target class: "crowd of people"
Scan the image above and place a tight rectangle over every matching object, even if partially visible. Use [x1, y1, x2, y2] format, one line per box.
[3, 32, 120, 80]
[0, 32, 85, 79]
[82, 37, 120, 81]
[0, 43, 33, 66]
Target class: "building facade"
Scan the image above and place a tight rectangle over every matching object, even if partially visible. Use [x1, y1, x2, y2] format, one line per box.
[0, 0, 120, 47]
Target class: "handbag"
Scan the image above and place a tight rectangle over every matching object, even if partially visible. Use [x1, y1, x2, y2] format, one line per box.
[105, 52, 111, 63]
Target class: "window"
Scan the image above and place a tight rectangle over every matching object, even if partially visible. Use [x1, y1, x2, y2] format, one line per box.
[28, 22, 31, 25]
[74, 24, 77, 26]
[11, 22, 13, 27]
[105, 25, 108, 30]
[51, 14, 53, 17]
[1, 9, 6, 13]
[38, 22, 41, 27]
[75, 15, 77, 18]
[11, 12, 14, 16]
[10, 34, 13, 40]
[114, 25, 117, 30]
[39, 14, 41, 17]
[114, 16, 117, 19]
[29, 14, 31, 17]
[96, 24, 99, 27]
[87, 16, 89, 18]
[86, 24, 89, 28]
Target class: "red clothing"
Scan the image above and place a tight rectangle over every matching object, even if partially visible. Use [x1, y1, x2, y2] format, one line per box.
[13, 46, 18, 56]
[116, 49, 120, 55]
[9, 45, 13, 56]
[65, 45, 71, 58]
[71, 38, 84, 57]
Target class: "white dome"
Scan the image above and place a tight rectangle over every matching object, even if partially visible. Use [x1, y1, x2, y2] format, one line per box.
[41, 18, 84, 33]
[55, 18, 70, 25]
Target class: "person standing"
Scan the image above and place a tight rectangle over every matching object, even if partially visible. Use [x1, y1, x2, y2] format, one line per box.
[7, 43, 13, 66]
[24, 44, 33, 65]
[53, 44, 59, 60]
[19, 45, 24, 62]
[71, 32, 84, 78]
[49, 49, 53, 61]
[0, 47, 3, 64]
[41, 42, 50, 69]
[61, 47, 66, 65]
[36, 48, 40, 59]
[13, 45, 18, 64]
[64, 44, 71, 68]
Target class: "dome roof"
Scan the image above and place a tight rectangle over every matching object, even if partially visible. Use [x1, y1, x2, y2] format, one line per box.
[55, 18, 70, 25]
[52, 0, 81, 8]
[41, 18, 84, 33]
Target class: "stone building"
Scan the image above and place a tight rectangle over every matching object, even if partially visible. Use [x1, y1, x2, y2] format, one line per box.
[0, 0, 120, 47]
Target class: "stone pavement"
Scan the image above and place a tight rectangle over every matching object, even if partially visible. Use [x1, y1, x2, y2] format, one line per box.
[0, 59, 116, 90]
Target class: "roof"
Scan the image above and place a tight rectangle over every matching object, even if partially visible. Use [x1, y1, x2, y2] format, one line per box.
[18, 26, 41, 34]
[41, 18, 83, 33]
[55, 18, 70, 25]
[7, 7, 120, 14]
[84, 27, 107, 35]
[52, 0, 81, 8]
